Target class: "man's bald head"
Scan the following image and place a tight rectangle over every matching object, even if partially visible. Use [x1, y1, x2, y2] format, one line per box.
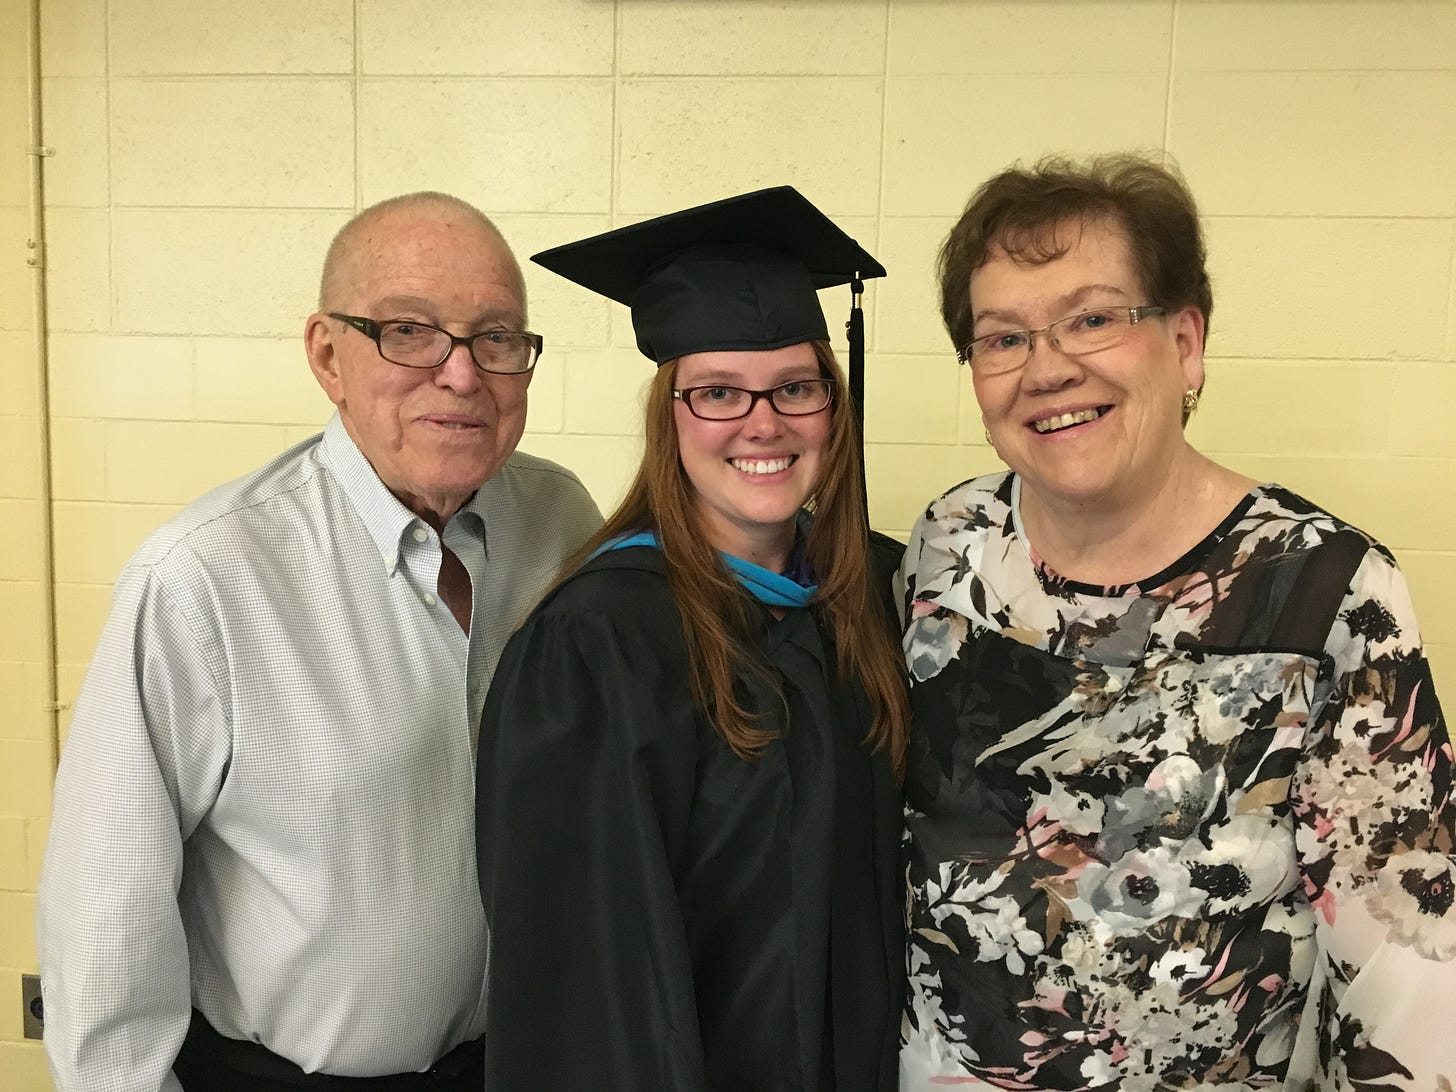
[305, 191, 536, 528]
[318, 192, 526, 315]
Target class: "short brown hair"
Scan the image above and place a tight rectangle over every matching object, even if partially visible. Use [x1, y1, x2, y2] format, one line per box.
[937, 153, 1212, 354]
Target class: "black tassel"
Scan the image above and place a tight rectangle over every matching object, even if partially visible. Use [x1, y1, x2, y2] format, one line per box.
[846, 275, 867, 511]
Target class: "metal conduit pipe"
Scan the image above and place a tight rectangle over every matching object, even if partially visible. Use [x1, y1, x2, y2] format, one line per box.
[25, 0, 63, 772]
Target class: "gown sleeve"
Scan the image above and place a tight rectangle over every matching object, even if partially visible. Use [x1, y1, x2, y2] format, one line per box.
[476, 593, 707, 1091]
[1291, 545, 1456, 1089]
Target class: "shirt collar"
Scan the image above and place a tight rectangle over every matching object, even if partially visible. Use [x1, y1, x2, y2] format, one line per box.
[318, 413, 481, 575]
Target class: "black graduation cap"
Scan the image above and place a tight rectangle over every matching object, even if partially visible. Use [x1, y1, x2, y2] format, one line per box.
[531, 187, 884, 476]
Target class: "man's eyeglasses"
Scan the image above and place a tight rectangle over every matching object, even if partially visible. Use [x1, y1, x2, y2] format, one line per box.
[674, 379, 835, 421]
[329, 314, 542, 374]
[957, 305, 1165, 375]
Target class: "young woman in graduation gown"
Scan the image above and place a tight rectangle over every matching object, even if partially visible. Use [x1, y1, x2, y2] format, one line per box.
[475, 189, 909, 1092]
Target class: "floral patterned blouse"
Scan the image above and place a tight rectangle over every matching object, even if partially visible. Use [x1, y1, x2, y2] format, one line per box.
[898, 472, 1456, 1090]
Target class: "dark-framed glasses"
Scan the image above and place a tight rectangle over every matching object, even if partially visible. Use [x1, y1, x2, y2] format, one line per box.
[329, 313, 542, 374]
[674, 378, 835, 421]
[957, 305, 1165, 375]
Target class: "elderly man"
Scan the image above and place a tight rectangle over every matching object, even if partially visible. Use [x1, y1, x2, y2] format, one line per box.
[37, 192, 602, 1091]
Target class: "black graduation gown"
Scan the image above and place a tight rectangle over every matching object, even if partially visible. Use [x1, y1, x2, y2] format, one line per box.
[476, 546, 903, 1091]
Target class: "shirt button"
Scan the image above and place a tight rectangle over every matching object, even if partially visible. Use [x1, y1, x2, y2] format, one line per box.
[412, 527, 429, 543]
[424, 593, 438, 607]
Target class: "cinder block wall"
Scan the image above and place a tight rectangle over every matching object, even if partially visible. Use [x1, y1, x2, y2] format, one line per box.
[3, 1, 1454, 1085]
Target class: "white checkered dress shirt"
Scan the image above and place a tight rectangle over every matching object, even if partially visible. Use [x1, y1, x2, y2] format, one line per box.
[38, 415, 602, 1090]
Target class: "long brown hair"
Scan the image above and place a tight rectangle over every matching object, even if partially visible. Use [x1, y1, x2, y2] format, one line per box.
[564, 341, 908, 775]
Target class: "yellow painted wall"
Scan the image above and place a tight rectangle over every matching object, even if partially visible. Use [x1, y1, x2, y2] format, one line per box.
[3, 0, 1454, 1085]
[2, 0, 50, 1082]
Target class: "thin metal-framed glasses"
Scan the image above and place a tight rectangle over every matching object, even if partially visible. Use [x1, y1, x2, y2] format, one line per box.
[956, 305, 1166, 375]
[329, 313, 542, 375]
[674, 379, 836, 421]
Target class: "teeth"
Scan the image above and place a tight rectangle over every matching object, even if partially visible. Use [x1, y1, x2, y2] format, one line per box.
[1034, 408, 1103, 434]
[730, 456, 794, 475]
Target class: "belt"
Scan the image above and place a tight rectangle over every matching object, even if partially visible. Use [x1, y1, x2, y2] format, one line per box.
[175, 1009, 483, 1090]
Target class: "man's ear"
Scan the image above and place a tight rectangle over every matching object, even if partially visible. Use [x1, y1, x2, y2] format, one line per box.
[305, 313, 346, 407]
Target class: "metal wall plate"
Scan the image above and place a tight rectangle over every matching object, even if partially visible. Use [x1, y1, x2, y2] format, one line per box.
[22, 973, 43, 1040]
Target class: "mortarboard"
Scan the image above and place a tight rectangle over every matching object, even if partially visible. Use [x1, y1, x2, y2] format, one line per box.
[531, 187, 884, 483]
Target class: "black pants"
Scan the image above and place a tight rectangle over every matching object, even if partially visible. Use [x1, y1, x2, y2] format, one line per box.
[174, 1009, 484, 1091]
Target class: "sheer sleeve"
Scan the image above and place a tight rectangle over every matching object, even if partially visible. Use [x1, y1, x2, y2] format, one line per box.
[1292, 546, 1456, 1088]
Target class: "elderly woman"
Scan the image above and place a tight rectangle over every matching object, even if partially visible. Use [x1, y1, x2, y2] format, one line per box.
[476, 188, 907, 1091]
[899, 155, 1455, 1089]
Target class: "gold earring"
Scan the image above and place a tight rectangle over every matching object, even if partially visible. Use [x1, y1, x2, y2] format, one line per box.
[1182, 388, 1201, 416]
[984, 428, 994, 446]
